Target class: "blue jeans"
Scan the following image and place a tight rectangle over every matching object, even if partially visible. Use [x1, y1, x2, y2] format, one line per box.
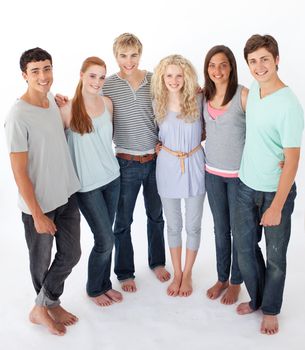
[234, 180, 296, 315]
[114, 158, 165, 281]
[77, 177, 120, 297]
[22, 194, 81, 307]
[205, 172, 242, 284]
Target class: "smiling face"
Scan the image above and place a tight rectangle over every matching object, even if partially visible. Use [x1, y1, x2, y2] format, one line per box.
[81, 64, 106, 94]
[247, 47, 279, 83]
[22, 59, 53, 95]
[116, 47, 141, 77]
[207, 52, 231, 85]
[163, 64, 184, 93]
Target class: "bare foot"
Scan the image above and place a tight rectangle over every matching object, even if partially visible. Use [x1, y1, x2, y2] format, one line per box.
[221, 284, 241, 305]
[48, 305, 78, 326]
[90, 293, 113, 307]
[29, 305, 66, 336]
[179, 273, 192, 297]
[206, 281, 228, 300]
[261, 315, 279, 335]
[236, 302, 254, 315]
[167, 274, 182, 297]
[105, 289, 123, 302]
[153, 266, 171, 282]
[121, 279, 137, 292]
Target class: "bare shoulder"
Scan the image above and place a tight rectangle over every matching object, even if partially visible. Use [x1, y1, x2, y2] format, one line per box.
[241, 86, 249, 112]
[60, 100, 72, 128]
[103, 96, 113, 115]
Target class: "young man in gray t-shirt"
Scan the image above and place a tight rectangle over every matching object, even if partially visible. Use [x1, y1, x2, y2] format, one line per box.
[5, 48, 81, 336]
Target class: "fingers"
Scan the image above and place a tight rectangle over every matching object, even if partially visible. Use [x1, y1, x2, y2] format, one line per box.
[54, 94, 68, 107]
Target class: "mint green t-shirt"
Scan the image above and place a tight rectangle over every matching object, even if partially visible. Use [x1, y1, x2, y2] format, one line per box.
[239, 81, 304, 192]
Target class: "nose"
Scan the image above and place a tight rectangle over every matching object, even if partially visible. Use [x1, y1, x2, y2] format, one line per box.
[215, 66, 221, 74]
[39, 70, 48, 80]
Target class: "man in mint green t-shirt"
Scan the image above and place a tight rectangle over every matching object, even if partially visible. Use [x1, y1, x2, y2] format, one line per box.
[234, 34, 304, 335]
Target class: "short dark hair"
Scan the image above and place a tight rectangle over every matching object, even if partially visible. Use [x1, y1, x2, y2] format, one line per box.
[203, 45, 238, 106]
[19, 47, 52, 72]
[244, 34, 279, 62]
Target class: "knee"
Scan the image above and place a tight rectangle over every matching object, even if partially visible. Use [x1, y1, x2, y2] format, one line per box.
[185, 223, 201, 238]
[94, 235, 114, 254]
[65, 246, 82, 268]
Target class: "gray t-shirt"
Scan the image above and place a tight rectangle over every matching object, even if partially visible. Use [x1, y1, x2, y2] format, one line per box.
[5, 93, 80, 214]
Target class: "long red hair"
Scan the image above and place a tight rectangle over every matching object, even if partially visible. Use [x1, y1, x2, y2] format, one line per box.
[70, 57, 106, 134]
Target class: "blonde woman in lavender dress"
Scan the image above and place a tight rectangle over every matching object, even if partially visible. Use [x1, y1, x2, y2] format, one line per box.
[151, 55, 205, 297]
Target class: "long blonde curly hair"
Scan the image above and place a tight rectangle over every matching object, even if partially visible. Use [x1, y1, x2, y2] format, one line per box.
[151, 54, 199, 124]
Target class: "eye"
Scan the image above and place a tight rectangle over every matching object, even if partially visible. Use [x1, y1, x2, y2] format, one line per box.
[99, 76, 105, 81]
[89, 74, 96, 78]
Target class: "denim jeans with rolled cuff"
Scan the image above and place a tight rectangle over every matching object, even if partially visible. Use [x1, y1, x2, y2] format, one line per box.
[234, 180, 296, 315]
[22, 194, 81, 307]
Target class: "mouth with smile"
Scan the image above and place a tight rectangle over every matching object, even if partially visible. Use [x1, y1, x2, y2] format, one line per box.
[90, 84, 101, 90]
[256, 71, 268, 76]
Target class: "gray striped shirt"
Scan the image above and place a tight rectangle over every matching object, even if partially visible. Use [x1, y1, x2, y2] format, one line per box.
[102, 72, 158, 153]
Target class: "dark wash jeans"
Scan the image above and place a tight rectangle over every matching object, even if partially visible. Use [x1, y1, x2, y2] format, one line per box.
[234, 179, 296, 315]
[205, 172, 242, 285]
[22, 194, 81, 303]
[77, 177, 120, 297]
[114, 157, 166, 281]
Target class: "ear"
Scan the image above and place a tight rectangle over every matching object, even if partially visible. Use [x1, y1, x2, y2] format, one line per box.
[80, 71, 83, 79]
[22, 71, 28, 82]
[275, 55, 280, 66]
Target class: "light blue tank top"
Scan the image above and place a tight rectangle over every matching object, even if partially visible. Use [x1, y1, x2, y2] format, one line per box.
[66, 106, 120, 192]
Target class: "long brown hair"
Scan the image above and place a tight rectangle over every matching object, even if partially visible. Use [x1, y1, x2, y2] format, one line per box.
[203, 45, 238, 106]
[70, 57, 106, 134]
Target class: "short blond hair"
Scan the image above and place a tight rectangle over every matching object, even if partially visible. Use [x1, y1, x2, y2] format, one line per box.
[113, 33, 143, 57]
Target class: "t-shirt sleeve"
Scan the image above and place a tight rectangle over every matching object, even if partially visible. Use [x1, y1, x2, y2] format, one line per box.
[4, 114, 29, 153]
[280, 99, 304, 148]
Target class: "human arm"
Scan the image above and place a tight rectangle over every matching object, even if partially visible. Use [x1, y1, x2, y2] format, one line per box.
[103, 96, 113, 116]
[241, 87, 249, 112]
[10, 152, 57, 235]
[260, 148, 300, 226]
[59, 100, 72, 129]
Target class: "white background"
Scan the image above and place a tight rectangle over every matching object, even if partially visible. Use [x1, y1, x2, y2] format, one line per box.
[0, 0, 305, 349]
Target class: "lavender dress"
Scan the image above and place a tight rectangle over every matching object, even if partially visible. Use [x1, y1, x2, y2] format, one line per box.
[156, 106, 205, 199]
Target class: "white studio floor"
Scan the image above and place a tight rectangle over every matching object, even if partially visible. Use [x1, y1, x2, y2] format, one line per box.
[1, 150, 305, 350]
